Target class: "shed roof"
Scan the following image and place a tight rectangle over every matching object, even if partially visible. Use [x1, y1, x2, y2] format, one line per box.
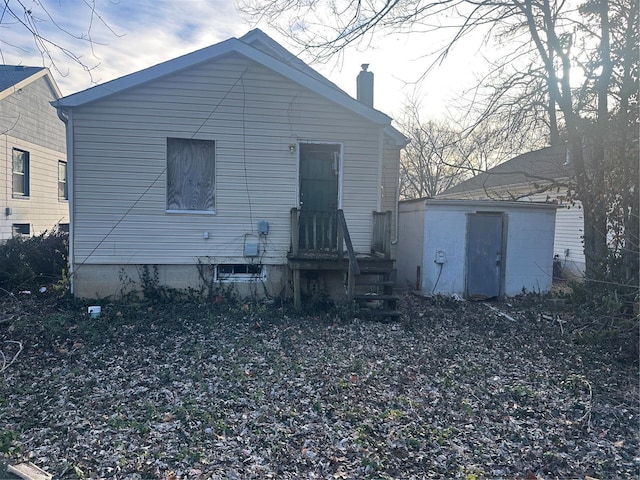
[400, 198, 558, 211]
[439, 145, 572, 197]
[53, 29, 407, 146]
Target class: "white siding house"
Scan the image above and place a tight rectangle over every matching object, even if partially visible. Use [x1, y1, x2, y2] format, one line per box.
[437, 146, 585, 277]
[397, 199, 557, 298]
[53, 29, 406, 302]
[0, 66, 68, 240]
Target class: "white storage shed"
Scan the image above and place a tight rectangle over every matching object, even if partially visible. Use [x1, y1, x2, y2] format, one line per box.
[397, 199, 557, 299]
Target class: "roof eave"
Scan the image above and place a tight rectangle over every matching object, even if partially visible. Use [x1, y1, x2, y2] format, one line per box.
[0, 67, 61, 102]
[53, 38, 239, 109]
[384, 125, 409, 147]
[53, 36, 393, 126]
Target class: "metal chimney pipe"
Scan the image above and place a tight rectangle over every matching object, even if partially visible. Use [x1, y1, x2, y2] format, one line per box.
[357, 64, 374, 107]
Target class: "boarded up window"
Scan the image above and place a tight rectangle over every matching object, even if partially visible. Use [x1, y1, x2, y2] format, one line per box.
[167, 138, 215, 211]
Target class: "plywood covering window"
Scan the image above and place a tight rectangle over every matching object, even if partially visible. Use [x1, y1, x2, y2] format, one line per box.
[167, 138, 215, 212]
[12, 149, 29, 197]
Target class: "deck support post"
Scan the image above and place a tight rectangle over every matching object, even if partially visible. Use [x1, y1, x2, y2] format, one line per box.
[293, 268, 301, 310]
[347, 268, 355, 301]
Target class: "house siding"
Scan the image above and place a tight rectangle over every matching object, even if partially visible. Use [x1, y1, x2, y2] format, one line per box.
[0, 76, 65, 152]
[0, 75, 67, 241]
[70, 55, 382, 269]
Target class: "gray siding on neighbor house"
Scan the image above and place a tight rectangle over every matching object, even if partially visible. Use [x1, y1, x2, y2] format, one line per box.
[70, 55, 383, 265]
[0, 74, 68, 240]
[0, 76, 65, 152]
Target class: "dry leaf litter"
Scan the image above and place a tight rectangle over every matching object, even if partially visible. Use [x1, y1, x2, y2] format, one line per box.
[0, 293, 638, 479]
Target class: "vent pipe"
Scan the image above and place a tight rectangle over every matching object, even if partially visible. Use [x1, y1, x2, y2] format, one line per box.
[356, 64, 374, 108]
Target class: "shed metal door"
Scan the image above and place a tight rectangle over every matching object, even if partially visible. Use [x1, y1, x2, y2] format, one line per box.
[466, 213, 504, 299]
[299, 143, 340, 250]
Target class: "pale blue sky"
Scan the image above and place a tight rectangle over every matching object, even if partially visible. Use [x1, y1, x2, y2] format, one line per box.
[0, 0, 483, 121]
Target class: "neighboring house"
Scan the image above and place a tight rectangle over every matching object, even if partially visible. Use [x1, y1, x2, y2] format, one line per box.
[0, 65, 68, 240]
[437, 145, 585, 277]
[53, 29, 407, 309]
[397, 199, 557, 298]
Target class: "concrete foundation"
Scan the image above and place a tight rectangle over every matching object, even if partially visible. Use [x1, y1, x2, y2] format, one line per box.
[72, 263, 288, 301]
[71, 263, 347, 304]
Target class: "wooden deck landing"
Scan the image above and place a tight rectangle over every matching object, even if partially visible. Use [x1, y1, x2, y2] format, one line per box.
[288, 208, 397, 316]
[287, 252, 397, 316]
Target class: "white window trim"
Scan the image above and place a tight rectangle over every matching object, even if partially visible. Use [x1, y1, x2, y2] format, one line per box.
[58, 160, 68, 201]
[166, 209, 217, 215]
[12, 149, 29, 198]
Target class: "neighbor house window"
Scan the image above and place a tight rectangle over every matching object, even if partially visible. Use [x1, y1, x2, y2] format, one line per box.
[215, 264, 265, 282]
[12, 223, 30, 237]
[12, 149, 29, 197]
[58, 223, 69, 233]
[167, 138, 215, 212]
[58, 161, 68, 200]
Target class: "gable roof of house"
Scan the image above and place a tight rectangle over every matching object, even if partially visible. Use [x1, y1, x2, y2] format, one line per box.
[239, 29, 341, 91]
[0, 65, 62, 101]
[438, 145, 573, 197]
[53, 29, 407, 146]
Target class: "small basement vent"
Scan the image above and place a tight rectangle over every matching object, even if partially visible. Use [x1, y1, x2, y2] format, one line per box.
[215, 264, 265, 282]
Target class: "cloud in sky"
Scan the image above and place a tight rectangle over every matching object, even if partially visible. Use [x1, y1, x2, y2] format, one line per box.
[0, 0, 483, 120]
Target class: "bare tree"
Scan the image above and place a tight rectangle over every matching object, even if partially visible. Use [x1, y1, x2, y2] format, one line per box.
[399, 97, 534, 199]
[0, 1, 118, 79]
[398, 103, 467, 199]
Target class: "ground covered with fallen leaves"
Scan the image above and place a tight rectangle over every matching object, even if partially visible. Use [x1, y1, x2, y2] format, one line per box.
[0, 292, 638, 479]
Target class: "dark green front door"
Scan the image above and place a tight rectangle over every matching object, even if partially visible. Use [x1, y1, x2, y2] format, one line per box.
[299, 143, 340, 250]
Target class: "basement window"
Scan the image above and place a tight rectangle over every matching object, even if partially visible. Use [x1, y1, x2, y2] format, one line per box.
[215, 264, 265, 282]
[12, 223, 30, 238]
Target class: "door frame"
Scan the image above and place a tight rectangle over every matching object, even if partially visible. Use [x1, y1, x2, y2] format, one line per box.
[464, 211, 508, 300]
[296, 141, 343, 210]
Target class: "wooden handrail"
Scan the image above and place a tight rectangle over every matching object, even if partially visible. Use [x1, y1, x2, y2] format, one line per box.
[337, 209, 360, 275]
[290, 207, 361, 305]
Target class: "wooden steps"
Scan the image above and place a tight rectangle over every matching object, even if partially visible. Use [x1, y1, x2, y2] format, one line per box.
[354, 260, 399, 320]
